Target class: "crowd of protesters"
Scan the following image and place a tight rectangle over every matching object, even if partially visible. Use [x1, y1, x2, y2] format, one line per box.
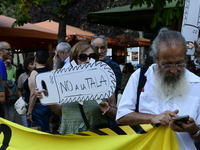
[1, 28, 200, 149]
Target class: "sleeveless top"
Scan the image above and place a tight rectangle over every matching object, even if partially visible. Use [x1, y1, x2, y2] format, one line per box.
[23, 67, 49, 103]
[59, 99, 108, 134]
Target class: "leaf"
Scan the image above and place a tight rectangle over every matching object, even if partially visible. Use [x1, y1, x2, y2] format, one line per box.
[130, 0, 145, 8]
[54, 8, 62, 13]
[61, 0, 71, 6]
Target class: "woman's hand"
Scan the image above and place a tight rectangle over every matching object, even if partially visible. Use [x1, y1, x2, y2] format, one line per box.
[99, 102, 110, 115]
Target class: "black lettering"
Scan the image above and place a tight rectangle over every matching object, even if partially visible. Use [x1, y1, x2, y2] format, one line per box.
[90, 78, 96, 88]
[80, 84, 87, 90]
[0, 124, 12, 150]
[75, 85, 79, 90]
[60, 80, 73, 93]
[100, 75, 107, 85]
[85, 78, 91, 89]
[85, 77, 97, 88]
[49, 76, 54, 84]
[95, 77, 101, 87]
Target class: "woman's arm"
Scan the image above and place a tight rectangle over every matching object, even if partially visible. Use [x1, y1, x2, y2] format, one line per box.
[99, 93, 117, 120]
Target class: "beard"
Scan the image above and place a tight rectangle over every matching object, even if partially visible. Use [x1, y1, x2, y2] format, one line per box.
[154, 66, 189, 97]
[57, 57, 64, 69]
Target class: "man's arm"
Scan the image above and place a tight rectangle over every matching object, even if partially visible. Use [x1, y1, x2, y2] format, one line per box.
[35, 88, 62, 116]
[0, 77, 5, 104]
[0, 91, 5, 104]
[17, 74, 24, 98]
[117, 110, 179, 126]
[3, 80, 11, 101]
[27, 70, 38, 122]
[17, 88, 23, 98]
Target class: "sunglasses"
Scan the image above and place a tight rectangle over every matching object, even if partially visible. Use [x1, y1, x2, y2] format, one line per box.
[92, 35, 106, 40]
[78, 53, 96, 62]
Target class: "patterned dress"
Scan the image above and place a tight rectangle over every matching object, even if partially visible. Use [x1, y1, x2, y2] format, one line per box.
[59, 100, 108, 134]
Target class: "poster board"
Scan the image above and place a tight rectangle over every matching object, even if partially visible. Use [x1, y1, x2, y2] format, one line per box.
[36, 61, 116, 105]
[181, 0, 200, 55]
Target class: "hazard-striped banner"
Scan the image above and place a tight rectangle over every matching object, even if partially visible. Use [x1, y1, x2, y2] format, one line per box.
[0, 118, 179, 150]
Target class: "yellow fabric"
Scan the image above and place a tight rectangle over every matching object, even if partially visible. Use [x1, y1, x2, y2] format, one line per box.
[0, 118, 179, 150]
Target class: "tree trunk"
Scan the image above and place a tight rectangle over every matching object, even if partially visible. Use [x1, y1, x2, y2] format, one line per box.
[58, 15, 67, 43]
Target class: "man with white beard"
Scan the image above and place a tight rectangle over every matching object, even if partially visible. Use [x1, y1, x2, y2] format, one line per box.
[116, 28, 200, 150]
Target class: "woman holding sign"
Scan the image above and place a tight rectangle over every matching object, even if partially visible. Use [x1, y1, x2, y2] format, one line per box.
[36, 41, 117, 134]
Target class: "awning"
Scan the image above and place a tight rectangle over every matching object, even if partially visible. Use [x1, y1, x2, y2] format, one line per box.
[87, 2, 180, 32]
[0, 15, 58, 51]
[34, 20, 150, 47]
[0, 15, 57, 40]
[34, 21, 94, 42]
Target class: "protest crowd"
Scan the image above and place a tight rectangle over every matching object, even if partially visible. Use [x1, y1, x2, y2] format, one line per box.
[1, 27, 200, 149]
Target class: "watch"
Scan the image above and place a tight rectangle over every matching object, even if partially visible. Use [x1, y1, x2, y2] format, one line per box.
[26, 112, 32, 116]
[191, 127, 200, 137]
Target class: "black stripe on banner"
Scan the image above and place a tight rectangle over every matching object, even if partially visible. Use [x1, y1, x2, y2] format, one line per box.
[91, 129, 109, 135]
[75, 133, 91, 136]
[130, 125, 147, 134]
[109, 126, 127, 135]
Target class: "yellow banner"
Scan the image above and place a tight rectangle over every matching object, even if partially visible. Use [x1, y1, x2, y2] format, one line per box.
[0, 118, 179, 150]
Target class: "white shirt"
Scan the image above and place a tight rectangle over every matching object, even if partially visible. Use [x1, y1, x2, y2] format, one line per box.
[116, 64, 200, 150]
[63, 57, 71, 68]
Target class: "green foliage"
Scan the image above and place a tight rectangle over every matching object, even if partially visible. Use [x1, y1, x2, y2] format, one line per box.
[0, 0, 75, 27]
[0, 1, 17, 17]
[130, 0, 185, 29]
[61, 0, 72, 6]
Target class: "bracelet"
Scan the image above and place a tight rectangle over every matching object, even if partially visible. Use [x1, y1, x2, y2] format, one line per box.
[191, 126, 200, 137]
[104, 106, 111, 114]
[53, 63, 57, 67]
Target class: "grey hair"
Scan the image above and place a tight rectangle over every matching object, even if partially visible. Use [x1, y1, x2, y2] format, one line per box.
[56, 42, 71, 53]
[150, 28, 187, 61]
[91, 37, 108, 48]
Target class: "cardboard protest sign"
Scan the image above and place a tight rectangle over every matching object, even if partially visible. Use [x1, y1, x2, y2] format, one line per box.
[181, 0, 200, 55]
[36, 60, 116, 105]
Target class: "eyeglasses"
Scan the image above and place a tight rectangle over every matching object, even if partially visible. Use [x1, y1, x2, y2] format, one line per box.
[161, 63, 186, 71]
[78, 53, 96, 62]
[92, 35, 106, 40]
[1, 48, 12, 51]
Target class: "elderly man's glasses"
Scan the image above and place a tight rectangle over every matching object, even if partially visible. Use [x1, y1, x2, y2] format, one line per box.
[161, 63, 186, 71]
[92, 35, 106, 40]
[78, 53, 96, 62]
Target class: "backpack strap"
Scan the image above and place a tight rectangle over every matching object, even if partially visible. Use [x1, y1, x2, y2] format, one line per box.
[135, 67, 148, 112]
[78, 104, 90, 129]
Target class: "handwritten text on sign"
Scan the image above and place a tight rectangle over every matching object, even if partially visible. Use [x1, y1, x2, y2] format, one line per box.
[35, 61, 116, 105]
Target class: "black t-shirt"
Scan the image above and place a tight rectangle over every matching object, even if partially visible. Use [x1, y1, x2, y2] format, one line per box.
[23, 67, 49, 103]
